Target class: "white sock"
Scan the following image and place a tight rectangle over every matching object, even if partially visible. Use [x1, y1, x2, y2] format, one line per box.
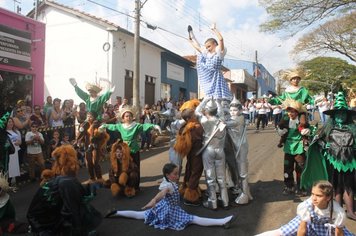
[254, 229, 282, 236]
[191, 215, 232, 227]
[114, 210, 145, 220]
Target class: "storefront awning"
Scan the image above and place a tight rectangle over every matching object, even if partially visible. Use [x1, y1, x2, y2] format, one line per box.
[228, 69, 256, 91]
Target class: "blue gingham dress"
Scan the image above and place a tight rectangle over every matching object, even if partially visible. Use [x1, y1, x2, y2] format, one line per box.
[280, 198, 354, 236]
[197, 48, 232, 100]
[144, 179, 194, 230]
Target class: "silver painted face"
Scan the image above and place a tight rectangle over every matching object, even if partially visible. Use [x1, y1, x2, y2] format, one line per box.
[229, 106, 240, 117]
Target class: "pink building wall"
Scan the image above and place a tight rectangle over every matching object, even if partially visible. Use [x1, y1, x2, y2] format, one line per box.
[0, 7, 45, 106]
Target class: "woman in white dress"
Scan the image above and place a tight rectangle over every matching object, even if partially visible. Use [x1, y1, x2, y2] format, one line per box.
[6, 117, 21, 184]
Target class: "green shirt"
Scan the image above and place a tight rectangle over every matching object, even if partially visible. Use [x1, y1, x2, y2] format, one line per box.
[74, 85, 112, 120]
[283, 127, 304, 155]
[270, 87, 313, 105]
[103, 122, 155, 153]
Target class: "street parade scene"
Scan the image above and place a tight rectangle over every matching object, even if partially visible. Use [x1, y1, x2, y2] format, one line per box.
[0, 1, 355, 236]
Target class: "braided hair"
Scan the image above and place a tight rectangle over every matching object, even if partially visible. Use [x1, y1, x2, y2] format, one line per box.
[312, 180, 334, 223]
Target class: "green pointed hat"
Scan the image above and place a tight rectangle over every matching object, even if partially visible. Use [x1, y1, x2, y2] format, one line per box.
[324, 91, 356, 116]
[0, 112, 11, 130]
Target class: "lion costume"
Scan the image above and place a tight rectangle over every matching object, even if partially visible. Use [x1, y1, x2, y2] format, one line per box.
[174, 100, 204, 205]
[77, 114, 109, 182]
[109, 140, 139, 198]
[27, 145, 102, 235]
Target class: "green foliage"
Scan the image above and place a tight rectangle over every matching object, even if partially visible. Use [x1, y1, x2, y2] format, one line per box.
[293, 12, 356, 62]
[298, 57, 356, 95]
[259, 0, 356, 35]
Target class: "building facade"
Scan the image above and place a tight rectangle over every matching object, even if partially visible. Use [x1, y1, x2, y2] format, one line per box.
[28, 1, 197, 107]
[0, 7, 45, 112]
[224, 58, 276, 99]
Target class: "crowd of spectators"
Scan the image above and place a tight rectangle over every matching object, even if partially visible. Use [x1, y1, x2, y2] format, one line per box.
[5, 95, 186, 186]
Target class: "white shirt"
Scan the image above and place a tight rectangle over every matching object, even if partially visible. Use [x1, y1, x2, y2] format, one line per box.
[297, 197, 346, 227]
[25, 131, 43, 154]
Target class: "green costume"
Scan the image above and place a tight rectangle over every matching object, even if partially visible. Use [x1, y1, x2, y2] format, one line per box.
[283, 124, 304, 155]
[74, 85, 112, 120]
[301, 91, 356, 190]
[103, 122, 156, 153]
[269, 87, 313, 105]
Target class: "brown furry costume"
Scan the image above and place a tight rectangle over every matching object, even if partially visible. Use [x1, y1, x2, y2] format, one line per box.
[174, 107, 204, 204]
[78, 119, 109, 182]
[109, 140, 139, 198]
[40, 145, 80, 185]
[28, 145, 102, 235]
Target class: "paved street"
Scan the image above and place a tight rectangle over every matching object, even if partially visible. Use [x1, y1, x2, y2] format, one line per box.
[11, 125, 356, 235]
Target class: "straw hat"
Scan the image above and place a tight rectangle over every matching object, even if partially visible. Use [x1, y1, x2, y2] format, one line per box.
[283, 99, 307, 113]
[281, 68, 308, 81]
[85, 83, 102, 93]
[0, 172, 16, 195]
[120, 107, 135, 119]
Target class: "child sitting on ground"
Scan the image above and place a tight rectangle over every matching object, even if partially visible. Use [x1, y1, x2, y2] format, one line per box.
[255, 180, 353, 236]
[106, 163, 237, 230]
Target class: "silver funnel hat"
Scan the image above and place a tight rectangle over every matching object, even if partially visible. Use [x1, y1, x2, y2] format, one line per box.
[205, 98, 218, 112]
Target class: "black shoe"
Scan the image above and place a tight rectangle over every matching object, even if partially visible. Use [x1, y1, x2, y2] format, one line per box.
[223, 214, 237, 229]
[183, 199, 200, 207]
[282, 186, 295, 195]
[295, 189, 308, 197]
[105, 209, 117, 218]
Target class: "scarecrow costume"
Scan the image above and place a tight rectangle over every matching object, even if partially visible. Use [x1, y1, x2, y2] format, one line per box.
[69, 78, 113, 121]
[277, 100, 310, 195]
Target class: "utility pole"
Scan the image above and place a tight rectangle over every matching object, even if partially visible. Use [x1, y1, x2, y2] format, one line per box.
[255, 50, 259, 98]
[133, 0, 141, 115]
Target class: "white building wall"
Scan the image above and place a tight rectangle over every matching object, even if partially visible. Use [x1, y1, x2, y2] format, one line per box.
[41, 8, 113, 104]
[39, 7, 162, 107]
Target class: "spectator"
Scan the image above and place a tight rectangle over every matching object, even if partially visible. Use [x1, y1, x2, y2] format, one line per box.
[25, 123, 45, 182]
[76, 102, 87, 125]
[118, 98, 129, 112]
[140, 104, 155, 151]
[316, 97, 330, 124]
[62, 99, 76, 141]
[6, 117, 21, 185]
[30, 105, 46, 128]
[43, 96, 53, 121]
[272, 105, 283, 130]
[50, 98, 64, 129]
[113, 96, 122, 111]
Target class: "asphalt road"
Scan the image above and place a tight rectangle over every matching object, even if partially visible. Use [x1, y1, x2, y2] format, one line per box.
[10, 126, 356, 236]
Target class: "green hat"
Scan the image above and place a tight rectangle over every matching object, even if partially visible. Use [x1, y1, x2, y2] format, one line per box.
[324, 91, 356, 116]
[0, 112, 11, 129]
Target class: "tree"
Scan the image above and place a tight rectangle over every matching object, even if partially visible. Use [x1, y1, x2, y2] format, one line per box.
[259, 0, 356, 35]
[298, 57, 356, 96]
[293, 13, 356, 62]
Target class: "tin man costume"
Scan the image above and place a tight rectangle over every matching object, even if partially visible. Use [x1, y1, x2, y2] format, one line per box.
[225, 98, 253, 204]
[195, 97, 228, 210]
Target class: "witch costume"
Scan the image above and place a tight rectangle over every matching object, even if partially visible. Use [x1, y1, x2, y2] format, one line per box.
[301, 91, 356, 193]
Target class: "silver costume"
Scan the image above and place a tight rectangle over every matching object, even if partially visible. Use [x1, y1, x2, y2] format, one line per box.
[168, 117, 185, 168]
[225, 98, 253, 204]
[195, 98, 228, 209]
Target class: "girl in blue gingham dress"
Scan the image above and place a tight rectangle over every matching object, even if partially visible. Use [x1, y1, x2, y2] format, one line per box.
[106, 163, 236, 231]
[188, 24, 232, 100]
[256, 180, 354, 236]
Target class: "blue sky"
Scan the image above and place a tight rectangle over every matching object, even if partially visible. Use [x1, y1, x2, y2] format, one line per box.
[0, 0, 299, 74]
